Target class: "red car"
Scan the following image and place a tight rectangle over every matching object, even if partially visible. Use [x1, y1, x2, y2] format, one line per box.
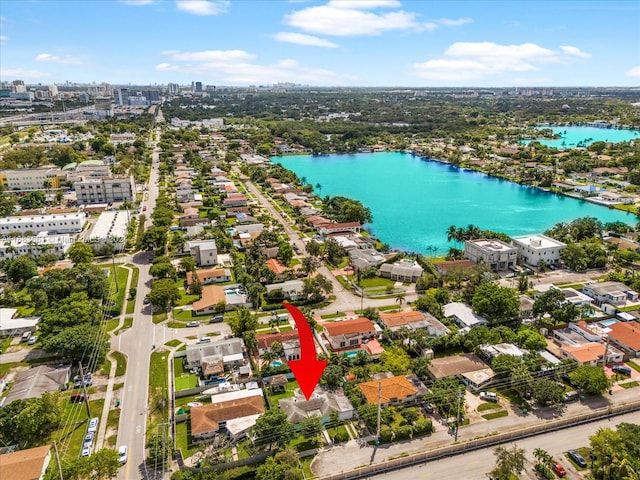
[552, 463, 567, 477]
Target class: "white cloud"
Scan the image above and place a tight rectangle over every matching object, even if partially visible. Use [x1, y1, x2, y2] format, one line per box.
[0, 35, 7, 45]
[119, 0, 154, 5]
[35, 53, 82, 65]
[327, 0, 401, 8]
[175, 0, 228, 16]
[162, 49, 255, 62]
[627, 66, 640, 78]
[1, 67, 51, 80]
[156, 49, 354, 85]
[285, 5, 421, 36]
[560, 45, 591, 59]
[284, 2, 470, 37]
[272, 32, 339, 48]
[436, 17, 472, 27]
[412, 42, 588, 82]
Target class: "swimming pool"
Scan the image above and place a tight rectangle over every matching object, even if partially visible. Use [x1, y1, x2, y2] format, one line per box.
[344, 350, 367, 358]
[599, 319, 618, 327]
[270, 361, 283, 367]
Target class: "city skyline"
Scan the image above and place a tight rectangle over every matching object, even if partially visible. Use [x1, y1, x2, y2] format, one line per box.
[0, 0, 639, 87]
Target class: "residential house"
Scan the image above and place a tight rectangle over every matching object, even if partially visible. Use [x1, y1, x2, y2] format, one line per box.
[559, 342, 622, 365]
[279, 385, 355, 423]
[4, 365, 71, 405]
[187, 268, 232, 286]
[511, 234, 566, 267]
[186, 239, 218, 267]
[582, 282, 638, 306]
[378, 259, 423, 282]
[348, 248, 385, 270]
[378, 311, 450, 337]
[223, 194, 248, 208]
[265, 258, 290, 280]
[323, 318, 376, 351]
[464, 239, 517, 271]
[193, 285, 226, 315]
[317, 222, 361, 236]
[256, 331, 300, 361]
[357, 375, 424, 406]
[480, 343, 528, 361]
[190, 388, 264, 442]
[427, 353, 495, 391]
[607, 321, 640, 357]
[185, 337, 245, 370]
[0, 445, 52, 480]
[0, 308, 40, 337]
[443, 302, 488, 329]
[265, 280, 305, 301]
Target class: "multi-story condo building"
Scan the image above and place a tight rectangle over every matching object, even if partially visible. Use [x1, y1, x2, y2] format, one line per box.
[0, 212, 86, 236]
[0, 232, 74, 260]
[464, 239, 517, 271]
[0, 167, 62, 191]
[74, 175, 135, 204]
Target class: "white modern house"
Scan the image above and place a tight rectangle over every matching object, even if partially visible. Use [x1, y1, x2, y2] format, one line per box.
[186, 239, 218, 267]
[511, 234, 566, 267]
[464, 239, 517, 271]
[444, 302, 488, 329]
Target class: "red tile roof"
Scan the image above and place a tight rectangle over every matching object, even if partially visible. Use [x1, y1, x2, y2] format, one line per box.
[358, 376, 417, 404]
[324, 318, 375, 337]
[608, 321, 640, 351]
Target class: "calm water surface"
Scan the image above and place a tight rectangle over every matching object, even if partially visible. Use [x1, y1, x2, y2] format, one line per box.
[273, 152, 634, 254]
[522, 126, 640, 148]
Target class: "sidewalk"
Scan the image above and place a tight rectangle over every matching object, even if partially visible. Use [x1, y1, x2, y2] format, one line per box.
[311, 386, 640, 477]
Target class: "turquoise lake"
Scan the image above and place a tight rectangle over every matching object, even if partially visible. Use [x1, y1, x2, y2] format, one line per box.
[273, 152, 634, 255]
[522, 126, 640, 148]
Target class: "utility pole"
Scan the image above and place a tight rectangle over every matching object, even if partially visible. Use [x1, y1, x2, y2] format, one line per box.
[602, 335, 610, 371]
[111, 252, 119, 293]
[454, 387, 463, 442]
[375, 381, 382, 445]
[53, 441, 64, 480]
[78, 362, 91, 418]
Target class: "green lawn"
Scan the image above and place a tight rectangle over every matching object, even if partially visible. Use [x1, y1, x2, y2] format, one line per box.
[477, 402, 501, 412]
[115, 317, 133, 335]
[626, 361, 640, 373]
[152, 312, 168, 324]
[359, 277, 396, 288]
[175, 421, 201, 459]
[107, 266, 130, 315]
[100, 356, 112, 376]
[167, 321, 187, 329]
[126, 300, 136, 314]
[619, 381, 639, 389]
[105, 317, 120, 333]
[327, 425, 349, 443]
[300, 453, 316, 478]
[53, 398, 104, 462]
[482, 410, 509, 420]
[289, 435, 321, 452]
[279, 326, 293, 332]
[267, 379, 299, 404]
[165, 339, 182, 347]
[0, 361, 26, 377]
[321, 312, 345, 319]
[111, 351, 127, 377]
[149, 352, 169, 389]
[564, 448, 590, 471]
[173, 308, 195, 321]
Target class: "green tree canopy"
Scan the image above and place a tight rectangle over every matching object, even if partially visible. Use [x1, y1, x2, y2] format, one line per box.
[472, 282, 519, 325]
[252, 407, 295, 450]
[569, 365, 610, 394]
[147, 278, 180, 311]
[67, 242, 95, 264]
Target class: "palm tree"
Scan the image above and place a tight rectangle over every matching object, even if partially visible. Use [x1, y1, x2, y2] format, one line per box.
[300, 176, 307, 186]
[315, 183, 322, 197]
[395, 293, 406, 309]
[302, 256, 317, 278]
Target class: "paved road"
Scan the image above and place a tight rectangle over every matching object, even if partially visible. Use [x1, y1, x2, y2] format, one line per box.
[311, 387, 640, 477]
[370, 411, 640, 480]
[116, 129, 161, 480]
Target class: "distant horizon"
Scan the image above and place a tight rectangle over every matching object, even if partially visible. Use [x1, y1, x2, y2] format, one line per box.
[1, 1, 638, 87]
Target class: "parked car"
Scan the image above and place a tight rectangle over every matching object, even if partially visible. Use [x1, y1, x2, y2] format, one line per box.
[552, 463, 567, 477]
[83, 432, 94, 448]
[118, 445, 128, 464]
[479, 391, 498, 402]
[87, 417, 99, 434]
[27, 335, 38, 345]
[21, 331, 32, 343]
[81, 446, 91, 458]
[422, 403, 434, 414]
[563, 391, 580, 403]
[568, 450, 588, 468]
[74, 378, 93, 388]
[186, 321, 200, 327]
[70, 393, 89, 403]
[197, 336, 211, 344]
[210, 315, 224, 324]
[612, 365, 632, 376]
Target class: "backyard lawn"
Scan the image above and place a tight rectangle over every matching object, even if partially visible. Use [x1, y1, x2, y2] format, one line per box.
[267, 379, 299, 404]
[174, 357, 199, 391]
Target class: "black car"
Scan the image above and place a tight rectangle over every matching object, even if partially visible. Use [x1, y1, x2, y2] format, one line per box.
[568, 450, 588, 468]
[210, 315, 224, 324]
[422, 404, 434, 414]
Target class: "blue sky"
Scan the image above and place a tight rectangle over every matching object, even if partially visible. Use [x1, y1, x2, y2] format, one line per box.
[1, 0, 639, 87]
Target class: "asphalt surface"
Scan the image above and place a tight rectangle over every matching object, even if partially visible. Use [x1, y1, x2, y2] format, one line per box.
[370, 411, 640, 480]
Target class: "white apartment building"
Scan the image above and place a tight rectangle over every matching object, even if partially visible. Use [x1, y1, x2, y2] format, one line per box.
[0, 212, 86, 236]
[0, 232, 74, 260]
[512, 234, 567, 267]
[464, 239, 517, 270]
[74, 175, 135, 204]
[0, 167, 62, 191]
[88, 210, 130, 251]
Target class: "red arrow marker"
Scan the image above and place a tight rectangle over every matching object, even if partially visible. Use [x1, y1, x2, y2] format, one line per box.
[282, 302, 328, 400]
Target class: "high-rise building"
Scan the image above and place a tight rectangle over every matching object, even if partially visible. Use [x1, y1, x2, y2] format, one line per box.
[195, 81, 203, 93]
[114, 88, 129, 106]
[168, 83, 180, 95]
[145, 90, 160, 103]
[48, 85, 58, 97]
[12, 80, 26, 93]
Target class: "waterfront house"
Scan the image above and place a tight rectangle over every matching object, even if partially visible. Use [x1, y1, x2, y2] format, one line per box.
[464, 239, 517, 271]
[378, 259, 423, 282]
[511, 234, 566, 267]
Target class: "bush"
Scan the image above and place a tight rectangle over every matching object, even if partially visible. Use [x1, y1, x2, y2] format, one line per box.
[333, 430, 349, 443]
[534, 463, 554, 480]
[413, 419, 433, 435]
[379, 426, 393, 443]
[394, 425, 413, 440]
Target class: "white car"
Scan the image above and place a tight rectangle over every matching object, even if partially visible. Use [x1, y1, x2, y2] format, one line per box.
[83, 432, 94, 447]
[81, 446, 91, 458]
[197, 336, 211, 344]
[87, 417, 99, 434]
[27, 336, 38, 345]
[479, 391, 499, 402]
[118, 445, 128, 464]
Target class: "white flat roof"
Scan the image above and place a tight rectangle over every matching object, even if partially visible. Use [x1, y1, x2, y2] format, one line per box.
[0, 212, 85, 225]
[210, 387, 263, 404]
[469, 239, 515, 252]
[89, 210, 130, 240]
[513, 234, 566, 249]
